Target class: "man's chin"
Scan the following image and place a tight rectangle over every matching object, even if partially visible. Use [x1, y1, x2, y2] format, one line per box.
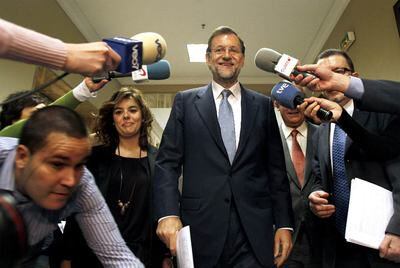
[40, 197, 69, 210]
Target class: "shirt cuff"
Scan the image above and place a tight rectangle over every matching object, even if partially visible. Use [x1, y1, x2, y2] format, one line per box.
[278, 227, 293, 232]
[345, 76, 364, 100]
[158, 215, 179, 223]
[72, 81, 97, 102]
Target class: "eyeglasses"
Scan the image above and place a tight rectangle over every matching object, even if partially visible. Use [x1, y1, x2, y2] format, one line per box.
[210, 46, 242, 56]
[332, 67, 352, 75]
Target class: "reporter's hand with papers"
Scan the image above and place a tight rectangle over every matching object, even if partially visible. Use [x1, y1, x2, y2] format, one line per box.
[156, 217, 183, 256]
[379, 233, 400, 263]
[309, 190, 336, 218]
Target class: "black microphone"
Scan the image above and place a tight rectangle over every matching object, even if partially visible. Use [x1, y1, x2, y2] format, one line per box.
[92, 59, 170, 83]
[254, 48, 313, 80]
[271, 81, 332, 121]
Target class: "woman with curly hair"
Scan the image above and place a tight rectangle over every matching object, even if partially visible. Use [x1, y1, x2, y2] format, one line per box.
[61, 87, 171, 268]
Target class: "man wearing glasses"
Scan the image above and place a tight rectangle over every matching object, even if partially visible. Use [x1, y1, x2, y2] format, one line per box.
[301, 49, 400, 267]
[154, 26, 293, 268]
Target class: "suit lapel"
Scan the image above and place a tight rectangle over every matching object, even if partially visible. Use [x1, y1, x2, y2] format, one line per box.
[279, 126, 301, 189]
[304, 123, 316, 187]
[194, 84, 228, 158]
[321, 123, 332, 172]
[234, 86, 259, 163]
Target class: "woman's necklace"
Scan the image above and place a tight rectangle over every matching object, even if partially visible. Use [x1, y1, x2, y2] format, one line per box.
[117, 145, 140, 216]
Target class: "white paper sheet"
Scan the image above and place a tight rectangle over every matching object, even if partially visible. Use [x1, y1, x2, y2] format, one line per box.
[176, 226, 194, 268]
[345, 178, 393, 249]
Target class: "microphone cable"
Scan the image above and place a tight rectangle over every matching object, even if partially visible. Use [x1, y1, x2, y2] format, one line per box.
[0, 72, 70, 106]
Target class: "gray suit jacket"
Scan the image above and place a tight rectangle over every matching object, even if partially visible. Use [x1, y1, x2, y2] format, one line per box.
[279, 122, 322, 250]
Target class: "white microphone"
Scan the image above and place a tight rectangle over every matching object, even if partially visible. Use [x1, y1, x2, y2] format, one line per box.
[254, 48, 312, 80]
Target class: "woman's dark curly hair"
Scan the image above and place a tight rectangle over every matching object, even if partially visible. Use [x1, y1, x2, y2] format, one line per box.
[94, 87, 153, 149]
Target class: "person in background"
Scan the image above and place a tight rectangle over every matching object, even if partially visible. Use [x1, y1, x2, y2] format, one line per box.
[0, 91, 49, 129]
[304, 49, 400, 267]
[61, 87, 171, 268]
[0, 105, 143, 267]
[275, 98, 322, 268]
[0, 77, 108, 138]
[0, 18, 120, 76]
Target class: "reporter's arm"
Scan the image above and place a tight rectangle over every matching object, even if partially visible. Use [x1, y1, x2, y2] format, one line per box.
[0, 78, 104, 138]
[0, 18, 120, 76]
[0, 18, 66, 70]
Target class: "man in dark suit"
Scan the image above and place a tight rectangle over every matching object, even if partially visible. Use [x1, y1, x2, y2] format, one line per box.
[154, 26, 293, 268]
[292, 63, 400, 115]
[304, 49, 400, 267]
[275, 101, 322, 268]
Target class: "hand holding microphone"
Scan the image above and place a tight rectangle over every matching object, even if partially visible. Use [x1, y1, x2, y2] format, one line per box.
[271, 81, 333, 121]
[292, 64, 351, 94]
[302, 96, 344, 123]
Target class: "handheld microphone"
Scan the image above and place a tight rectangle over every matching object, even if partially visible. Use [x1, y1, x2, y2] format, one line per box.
[131, 59, 170, 82]
[103, 32, 167, 74]
[254, 48, 312, 80]
[271, 81, 332, 121]
[103, 37, 143, 74]
[92, 60, 170, 83]
[131, 32, 167, 65]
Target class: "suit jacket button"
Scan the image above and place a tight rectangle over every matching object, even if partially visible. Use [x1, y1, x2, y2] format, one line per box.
[224, 198, 230, 203]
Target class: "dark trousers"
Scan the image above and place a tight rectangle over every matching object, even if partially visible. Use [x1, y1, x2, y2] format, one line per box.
[334, 231, 399, 268]
[284, 229, 322, 268]
[215, 202, 269, 268]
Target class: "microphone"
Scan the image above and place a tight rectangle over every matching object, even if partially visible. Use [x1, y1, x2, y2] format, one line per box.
[131, 59, 170, 82]
[131, 32, 167, 65]
[254, 48, 312, 80]
[103, 32, 167, 74]
[92, 60, 170, 83]
[271, 81, 332, 121]
[103, 36, 143, 74]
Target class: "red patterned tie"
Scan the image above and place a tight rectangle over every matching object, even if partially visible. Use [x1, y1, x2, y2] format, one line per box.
[291, 129, 305, 187]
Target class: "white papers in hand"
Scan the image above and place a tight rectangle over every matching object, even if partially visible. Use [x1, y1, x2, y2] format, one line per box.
[176, 226, 194, 268]
[345, 178, 393, 249]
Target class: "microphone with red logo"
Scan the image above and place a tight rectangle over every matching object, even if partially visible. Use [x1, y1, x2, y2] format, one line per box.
[92, 60, 170, 83]
[254, 48, 313, 80]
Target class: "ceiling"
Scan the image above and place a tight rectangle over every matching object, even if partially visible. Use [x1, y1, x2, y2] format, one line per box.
[56, 0, 350, 86]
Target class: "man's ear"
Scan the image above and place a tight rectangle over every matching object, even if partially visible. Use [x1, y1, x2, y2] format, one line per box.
[205, 52, 211, 64]
[274, 100, 280, 110]
[15, 145, 30, 170]
[351, 71, 359, 78]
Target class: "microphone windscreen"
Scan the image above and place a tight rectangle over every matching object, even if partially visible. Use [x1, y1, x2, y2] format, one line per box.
[131, 32, 167, 65]
[254, 48, 282, 73]
[271, 81, 304, 109]
[147, 60, 170, 80]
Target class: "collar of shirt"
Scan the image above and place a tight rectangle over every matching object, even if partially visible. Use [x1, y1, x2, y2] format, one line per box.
[343, 98, 354, 116]
[211, 80, 241, 103]
[281, 121, 308, 140]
